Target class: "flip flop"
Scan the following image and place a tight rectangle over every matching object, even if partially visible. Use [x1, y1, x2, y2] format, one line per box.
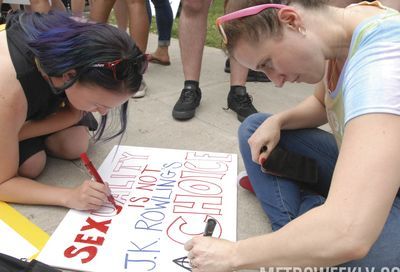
[149, 55, 171, 66]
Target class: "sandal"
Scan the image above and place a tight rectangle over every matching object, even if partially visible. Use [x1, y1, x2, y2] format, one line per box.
[149, 55, 171, 66]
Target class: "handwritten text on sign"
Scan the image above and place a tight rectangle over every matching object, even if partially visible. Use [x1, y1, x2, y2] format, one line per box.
[38, 146, 237, 272]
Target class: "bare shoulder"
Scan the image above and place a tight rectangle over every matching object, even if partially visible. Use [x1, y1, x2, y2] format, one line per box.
[0, 31, 28, 129]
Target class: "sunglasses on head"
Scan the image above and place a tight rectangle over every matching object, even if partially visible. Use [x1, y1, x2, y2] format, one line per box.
[91, 54, 149, 81]
[37, 54, 149, 95]
[216, 3, 287, 44]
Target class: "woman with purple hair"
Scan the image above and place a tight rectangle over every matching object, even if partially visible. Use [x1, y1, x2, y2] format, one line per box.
[0, 11, 147, 210]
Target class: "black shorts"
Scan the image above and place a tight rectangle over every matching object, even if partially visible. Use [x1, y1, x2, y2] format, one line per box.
[19, 113, 98, 166]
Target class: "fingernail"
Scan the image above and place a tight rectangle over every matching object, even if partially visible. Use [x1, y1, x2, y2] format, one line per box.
[260, 158, 266, 165]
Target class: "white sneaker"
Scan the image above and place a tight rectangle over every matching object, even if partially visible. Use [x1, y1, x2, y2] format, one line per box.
[132, 80, 147, 98]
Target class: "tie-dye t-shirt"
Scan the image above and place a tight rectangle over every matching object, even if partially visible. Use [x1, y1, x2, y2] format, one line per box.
[325, 2, 400, 147]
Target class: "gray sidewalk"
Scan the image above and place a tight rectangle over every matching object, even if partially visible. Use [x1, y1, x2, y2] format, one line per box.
[12, 34, 312, 271]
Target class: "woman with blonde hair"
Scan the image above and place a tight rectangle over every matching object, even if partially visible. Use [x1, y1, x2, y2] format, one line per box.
[185, 1, 400, 270]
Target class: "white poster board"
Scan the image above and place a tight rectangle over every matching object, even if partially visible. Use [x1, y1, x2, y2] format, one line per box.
[38, 145, 237, 272]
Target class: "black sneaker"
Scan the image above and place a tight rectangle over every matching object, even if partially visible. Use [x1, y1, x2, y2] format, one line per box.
[224, 58, 231, 73]
[172, 85, 202, 120]
[246, 69, 271, 82]
[225, 86, 258, 122]
[224, 59, 271, 83]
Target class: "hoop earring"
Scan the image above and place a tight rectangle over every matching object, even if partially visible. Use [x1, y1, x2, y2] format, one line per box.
[298, 26, 307, 36]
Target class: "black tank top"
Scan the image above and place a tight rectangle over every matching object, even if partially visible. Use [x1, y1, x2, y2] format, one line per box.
[6, 13, 66, 121]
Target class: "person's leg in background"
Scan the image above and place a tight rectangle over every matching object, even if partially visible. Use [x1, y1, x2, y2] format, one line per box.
[172, 0, 212, 121]
[51, 0, 66, 10]
[90, 0, 116, 24]
[125, 0, 148, 53]
[113, 0, 128, 30]
[148, 0, 172, 66]
[223, 0, 271, 122]
[115, 0, 152, 35]
[70, 0, 86, 17]
[90, 0, 149, 98]
[30, 0, 66, 12]
[226, 57, 259, 122]
[30, 0, 51, 12]
[125, 0, 149, 98]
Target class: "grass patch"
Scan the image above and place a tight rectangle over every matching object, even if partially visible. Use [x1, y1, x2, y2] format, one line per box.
[109, 0, 224, 49]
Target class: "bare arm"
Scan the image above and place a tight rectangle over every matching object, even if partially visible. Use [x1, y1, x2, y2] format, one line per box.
[247, 82, 327, 163]
[185, 113, 400, 269]
[272, 81, 328, 130]
[239, 113, 400, 267]
[0, 76, 108, 210]
[0, 175, 111, 210]
[18, 102, 83, 141]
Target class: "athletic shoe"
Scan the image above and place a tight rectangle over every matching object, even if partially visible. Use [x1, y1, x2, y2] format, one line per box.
[226, 86, 258, 122]
[172, 85, 202, 120]
[132, 80, 147, 98]
[224, 59, 271, 82]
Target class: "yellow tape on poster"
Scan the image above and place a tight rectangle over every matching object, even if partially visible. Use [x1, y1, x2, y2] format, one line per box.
[0, 24, 6, 32]
[0, 201, 49, 259]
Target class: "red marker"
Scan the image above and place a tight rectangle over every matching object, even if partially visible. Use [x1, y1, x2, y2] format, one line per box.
[80, 152, 121, 213]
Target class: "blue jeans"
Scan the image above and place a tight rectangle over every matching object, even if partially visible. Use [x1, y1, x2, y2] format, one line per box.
[146, 0, 173, 46]
[239, 113, 400, 267]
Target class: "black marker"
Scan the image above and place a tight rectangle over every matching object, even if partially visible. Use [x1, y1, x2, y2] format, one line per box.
[203, 218, 216, 237]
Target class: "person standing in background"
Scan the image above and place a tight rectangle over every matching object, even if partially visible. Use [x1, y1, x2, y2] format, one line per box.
[114, 0, 173, 66]
[172, 0, 266, 122]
